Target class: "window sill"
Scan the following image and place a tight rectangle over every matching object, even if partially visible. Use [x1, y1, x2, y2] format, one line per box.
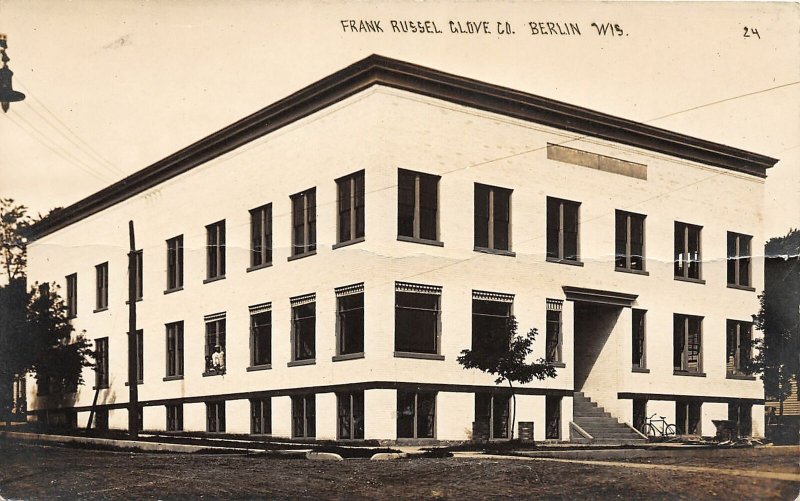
[246, 364, 272, 372]
[124, 298, 143, 305]
[332, 352, 365, 362]
[726, 373, 757, 381]
[727, 284, 756, 292]
[164, 286, 183, 295]
[673, 370, 706, 377]
[397, 235, 444, 247]
[247, 262, 273, 273]
[288, 250, 317, 262]
[93, 307, 109, 313]
[162, 375, 184, 382]
[287, 359, 316, 367]
[333, 237, 365, 250]
[202, 370, 226, 377]
[547, 362, 566, 368]
[615, 267, 649, 276]
[546, 257, 584, 267]
[474, 247, 516, 257]
[394, 351, 445, 361]
[632, 367, 650, 373]
[124, 381, 143, 386]
[674, 276, 705, 285]
[203, 275, 226, 285]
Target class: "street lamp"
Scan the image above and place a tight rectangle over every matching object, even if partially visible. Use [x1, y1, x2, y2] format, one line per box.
[0, 34, 25, 113]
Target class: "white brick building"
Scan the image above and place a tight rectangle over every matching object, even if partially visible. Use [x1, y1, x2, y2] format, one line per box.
[26, 55, 776, 442]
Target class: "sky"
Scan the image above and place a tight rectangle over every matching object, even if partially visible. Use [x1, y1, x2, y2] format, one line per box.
[0, 0, 798, 243]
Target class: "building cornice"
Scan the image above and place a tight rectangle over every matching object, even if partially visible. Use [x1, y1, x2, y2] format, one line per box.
[29, 54, 779, 240]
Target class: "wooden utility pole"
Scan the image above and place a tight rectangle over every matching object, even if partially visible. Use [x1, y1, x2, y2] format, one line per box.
[127, 221, 139, 438]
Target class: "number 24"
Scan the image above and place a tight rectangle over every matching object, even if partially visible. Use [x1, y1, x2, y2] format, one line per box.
[743, 26, 760, 39]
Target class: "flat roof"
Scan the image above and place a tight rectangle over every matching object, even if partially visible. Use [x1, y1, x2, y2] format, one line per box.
[29, 54, 779, 240]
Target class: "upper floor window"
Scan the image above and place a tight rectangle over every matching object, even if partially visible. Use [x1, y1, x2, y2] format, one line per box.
[615, 210, 646, 272]
[674, 222, 702, 281]
[65, 273, 77, 318]
[632, 309, 646, 370]
[95, 337, 109, 389]
[291, 189, 316, 257]
[395, 282, 442, 357]
[95, 262, 108, 311]
[336, 171, 365, 245]
[249, 303, 272, 368]
[291, 294, 316, 363]
[546, 197, 580, 262]
[727, 232, 752, 288]
[398, 169, 440, 244]
[674, 314, 703, 374]
[336, 284, 364, 357]
[165, 321, 184, 378]
[474, 183, 512, 253]
[471, 290, 513, 357]
[206, 221, 226, 281]
[726, 320, 752, 377]
[545, 299, 563, 364]
[250, 204, 273, 269]
[166, 235, 183, 291]
[204, 313, 226, 375]
[133, 250, 143, 300]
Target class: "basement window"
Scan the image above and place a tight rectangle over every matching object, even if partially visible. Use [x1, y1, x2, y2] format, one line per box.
[337, 391, 365, 440]
[397, 391, 436, 439]
[545, 396, 562, 439]
[251, 398, 271, 435]
[166, 404, 183, 432]
[292, 394, 316, 439]
[474, 393, 510, 440]
[206, 401, 225, 432]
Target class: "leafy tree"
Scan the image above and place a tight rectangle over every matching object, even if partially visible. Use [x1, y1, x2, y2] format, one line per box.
[750, 228, 800, 415]
[457, 316, 557, 440]
[0, 198, 32, 283]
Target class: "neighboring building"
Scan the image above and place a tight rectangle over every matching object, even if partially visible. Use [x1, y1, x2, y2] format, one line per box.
[26, 55, 777, 442]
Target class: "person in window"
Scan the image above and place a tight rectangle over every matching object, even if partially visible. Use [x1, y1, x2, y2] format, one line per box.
[212, 345, 225, 372]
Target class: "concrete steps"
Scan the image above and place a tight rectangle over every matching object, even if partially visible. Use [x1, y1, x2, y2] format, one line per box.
[572, 392, 646, 444]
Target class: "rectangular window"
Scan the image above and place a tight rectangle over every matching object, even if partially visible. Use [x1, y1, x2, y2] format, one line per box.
[337, 284, 364, 356]
[729, 401, 752, 437]
[673, 314, 703, 373]
[546, 197, 580, 262]
[474, 393, 511, 440]
[474, 183, 512, 252]
[545, 300, 563, 364]
[337, 171, 365, 244]
[726, 320, 752, 376]
[397, 391, 436, 439]
[632, 309, 646, 369]
[133, 250, 143, 300]
[95, 337, 109, 389]
[165, 321, 184, 378]
[166, 404, 183, 432]
[632, 399, 647, 432]
[727, 232, 752, 287]
[166, 235, 184, 291]
[204, 314, 226, 374]
[206, 221, 226, 280]
[615, 210, 646, 271]
[250, 204, 273, 268]
[676, 400, 701, 435]
[291, 394, 316, 438]
[545, 396, 562, 439]
[674, 222, 702, 280]
[398, 169, 440, 242]
[132, 329, 143, 384]
[291, 294, 316, 362]
[250, 304, 272, 367]
[291, 189, 316, 257]
[95, 262, 108, 310]
[206, 401, 225, 432]
[472, 291, 513, 357]
[65, 273, 77, 318]
[337, 391, 365, 440]
[395, 282, 442, 355]
[250, 398, 271, 435]
[95, 408, 109, 430]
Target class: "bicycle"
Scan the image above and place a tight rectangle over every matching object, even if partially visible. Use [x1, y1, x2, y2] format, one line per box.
[640, 413, 680, 438]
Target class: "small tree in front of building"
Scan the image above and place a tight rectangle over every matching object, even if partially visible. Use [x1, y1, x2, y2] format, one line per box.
[457, 316, 557, 440]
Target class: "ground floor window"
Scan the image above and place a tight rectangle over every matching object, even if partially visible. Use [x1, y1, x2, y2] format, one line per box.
[676, 400, 701, 435]
[474, 393, 510, 440]
[251, 398, 271, 435]
[337, 391, 365, 440]
[166, 404, 183, 431]
[206, 401, 225, 432]
[397, 391, 436, 439]
[545, 396, 561, 439]
[729, 401, 752, 437]
[292, 394, 316, 439]
[94, 408, 109, 430]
